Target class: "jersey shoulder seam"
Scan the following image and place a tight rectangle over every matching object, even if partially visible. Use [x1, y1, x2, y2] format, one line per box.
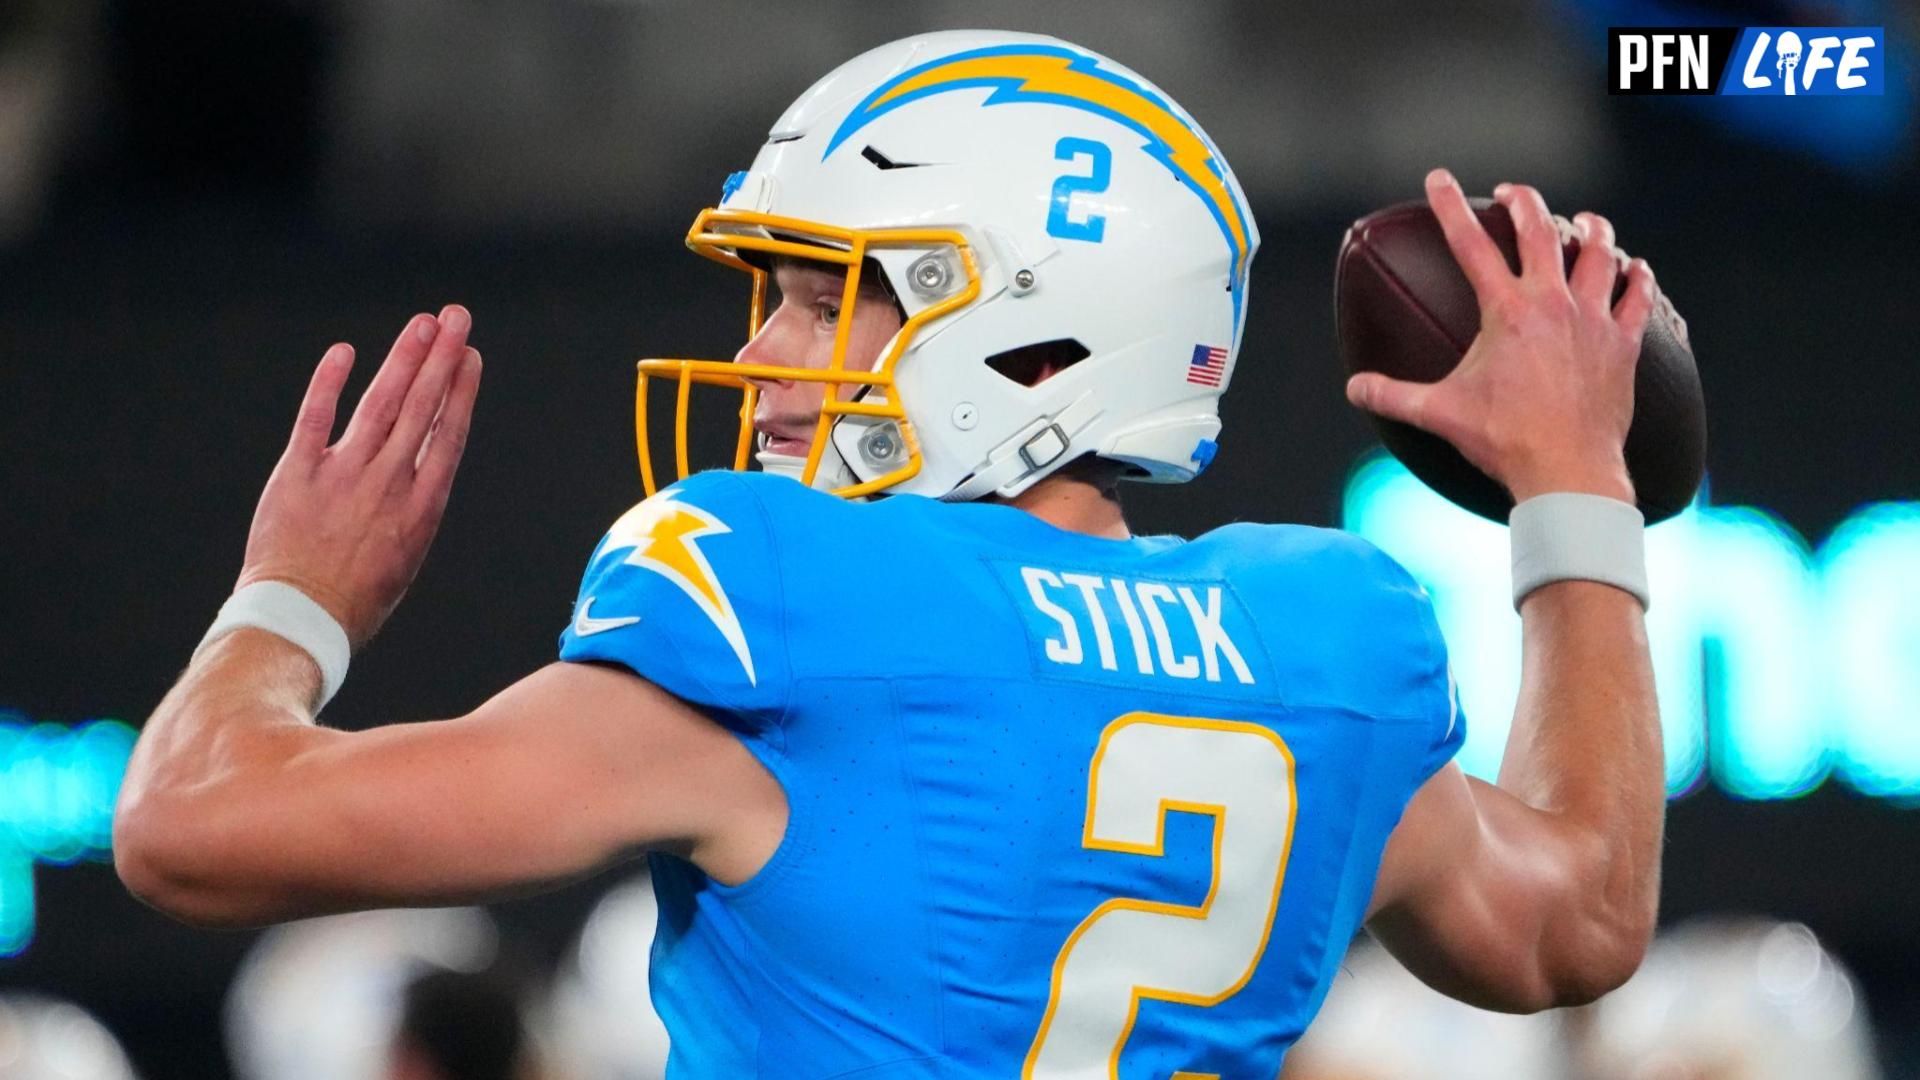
[708, 470, 798, 726]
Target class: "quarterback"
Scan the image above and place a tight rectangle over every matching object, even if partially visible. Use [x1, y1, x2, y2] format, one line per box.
[116, 30, 1664, 1078]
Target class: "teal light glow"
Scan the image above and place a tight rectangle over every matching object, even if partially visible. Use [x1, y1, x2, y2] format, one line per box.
[0, 855, 30, 959]
[0, 714, 136, 957]
[1342, 453, 1920, 801]
[1822, 504, 1920, 797]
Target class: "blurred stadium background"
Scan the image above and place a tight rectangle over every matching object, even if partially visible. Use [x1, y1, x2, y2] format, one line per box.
[1, 0, 1915, 1076]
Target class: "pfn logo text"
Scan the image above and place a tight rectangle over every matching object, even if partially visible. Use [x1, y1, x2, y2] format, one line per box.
[1608, 27, 1883, 96]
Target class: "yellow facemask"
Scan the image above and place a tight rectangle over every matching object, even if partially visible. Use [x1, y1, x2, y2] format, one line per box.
[635, 208, 982, 499]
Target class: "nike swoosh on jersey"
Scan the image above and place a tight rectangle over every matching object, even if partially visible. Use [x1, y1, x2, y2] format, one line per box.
[573, 597, 641, 637]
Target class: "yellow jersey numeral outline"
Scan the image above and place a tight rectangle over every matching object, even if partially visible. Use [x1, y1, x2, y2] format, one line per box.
[1023, 711, 1299, 1079]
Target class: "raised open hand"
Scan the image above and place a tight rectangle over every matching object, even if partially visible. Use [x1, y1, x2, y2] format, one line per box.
[235, 306, 483, 648]
[1345, 170, 1656, 505]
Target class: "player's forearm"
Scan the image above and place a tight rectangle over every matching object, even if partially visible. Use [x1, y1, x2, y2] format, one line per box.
[115, 634, 533, 924]
[117, 641, 649, 925]
[114, 630, 330, 924]
[1498, 578, 1664, 983]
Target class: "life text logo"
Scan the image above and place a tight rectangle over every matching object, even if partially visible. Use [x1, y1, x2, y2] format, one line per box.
[1608, 26, 1883, 96]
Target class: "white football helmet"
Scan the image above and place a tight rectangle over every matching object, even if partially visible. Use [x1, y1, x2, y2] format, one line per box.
[637, 29, 1259, 500]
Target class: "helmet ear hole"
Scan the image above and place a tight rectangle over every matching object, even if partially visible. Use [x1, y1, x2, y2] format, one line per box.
[984, 338, 1090, 387]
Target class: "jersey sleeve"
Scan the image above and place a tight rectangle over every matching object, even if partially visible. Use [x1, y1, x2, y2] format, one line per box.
[557, 471, 790, 728]
[1360, 539, 1467, 787]
[1405, 584, 1466, 786]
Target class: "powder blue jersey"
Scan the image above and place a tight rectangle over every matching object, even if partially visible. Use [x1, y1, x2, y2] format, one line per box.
[558, 470, 1462, 1079]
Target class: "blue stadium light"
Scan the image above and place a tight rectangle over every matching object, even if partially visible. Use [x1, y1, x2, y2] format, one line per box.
[0, 714, 137, 957]
[1343, 452, 1920, 801]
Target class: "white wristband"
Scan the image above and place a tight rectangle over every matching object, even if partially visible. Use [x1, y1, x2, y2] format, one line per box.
[1510, 493, 1649, 611]
[193, 581, 352, 709]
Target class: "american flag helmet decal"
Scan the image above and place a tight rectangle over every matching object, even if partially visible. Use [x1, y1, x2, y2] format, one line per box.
[1187, 343, 1228, 387]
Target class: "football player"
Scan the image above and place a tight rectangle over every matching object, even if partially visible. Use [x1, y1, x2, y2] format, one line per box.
[116, 30, 1665, 1078]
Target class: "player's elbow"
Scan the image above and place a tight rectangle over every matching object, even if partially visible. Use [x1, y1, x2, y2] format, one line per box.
[114, 795, 201, 923]
[113, 799, 193, 922]
[1535, 897, 1656, 1009]
[1459, 927, 1649, 1015]
[1473, 869, 1658, 1012]
[113, 792, 258, 929]
[1516, 815, 1661, 1009]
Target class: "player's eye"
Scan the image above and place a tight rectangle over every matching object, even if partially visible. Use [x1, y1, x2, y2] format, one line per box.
[816, 301, 841, 328]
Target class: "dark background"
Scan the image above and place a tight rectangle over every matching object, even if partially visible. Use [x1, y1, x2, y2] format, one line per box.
[1, 0, 1916, 1076]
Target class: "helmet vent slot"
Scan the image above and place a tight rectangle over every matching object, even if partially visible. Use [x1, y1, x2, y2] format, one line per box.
[984, 339, 1090, 388]
[860, 145, 930, 170]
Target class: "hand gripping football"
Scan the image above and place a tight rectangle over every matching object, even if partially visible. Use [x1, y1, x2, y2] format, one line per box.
[1335, 197, 1706, 524]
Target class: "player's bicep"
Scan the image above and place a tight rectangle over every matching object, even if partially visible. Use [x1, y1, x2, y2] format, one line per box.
[1367, 762, 1478, 922]
[1365, 764, 1600, 1012]
[271, 662, 779, 911]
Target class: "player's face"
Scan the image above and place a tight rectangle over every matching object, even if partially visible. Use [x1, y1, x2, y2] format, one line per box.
[735, 258, 903, 457]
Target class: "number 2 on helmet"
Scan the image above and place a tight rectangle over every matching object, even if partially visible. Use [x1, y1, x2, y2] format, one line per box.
[1047, 137, 1112, 243]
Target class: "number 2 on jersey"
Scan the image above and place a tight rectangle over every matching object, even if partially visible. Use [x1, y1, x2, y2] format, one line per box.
[1024, 713, 1298, 1079]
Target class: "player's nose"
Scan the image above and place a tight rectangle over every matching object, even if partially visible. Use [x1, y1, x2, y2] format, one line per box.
[733, 317, 795, 387]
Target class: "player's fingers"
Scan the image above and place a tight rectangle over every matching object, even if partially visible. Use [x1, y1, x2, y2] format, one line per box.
[382, 305, 472, 470]
[287, 343, 353, 462]
[337, 313, 440, 463]
[1424, 169, 1512, 299]
[1346, 371, 1443, 434]
[1568, 212, 1620, 309]
[1612, 258, 1657, 349]
[413, 344, 481, 472]
[1494, 183, 1567, 287]
[413, 347, 482, 507]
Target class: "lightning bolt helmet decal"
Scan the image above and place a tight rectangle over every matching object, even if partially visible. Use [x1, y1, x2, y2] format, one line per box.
[821, 43, 1254, 331]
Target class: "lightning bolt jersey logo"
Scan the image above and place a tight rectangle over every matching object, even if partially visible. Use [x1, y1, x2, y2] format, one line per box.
[597, 491, 757, 686]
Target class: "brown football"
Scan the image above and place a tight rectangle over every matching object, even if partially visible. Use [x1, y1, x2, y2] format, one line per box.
[1335, 197, 1706, 524]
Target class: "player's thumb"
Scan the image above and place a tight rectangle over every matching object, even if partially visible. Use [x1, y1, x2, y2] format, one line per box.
[1345, 372, 1432, 429]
